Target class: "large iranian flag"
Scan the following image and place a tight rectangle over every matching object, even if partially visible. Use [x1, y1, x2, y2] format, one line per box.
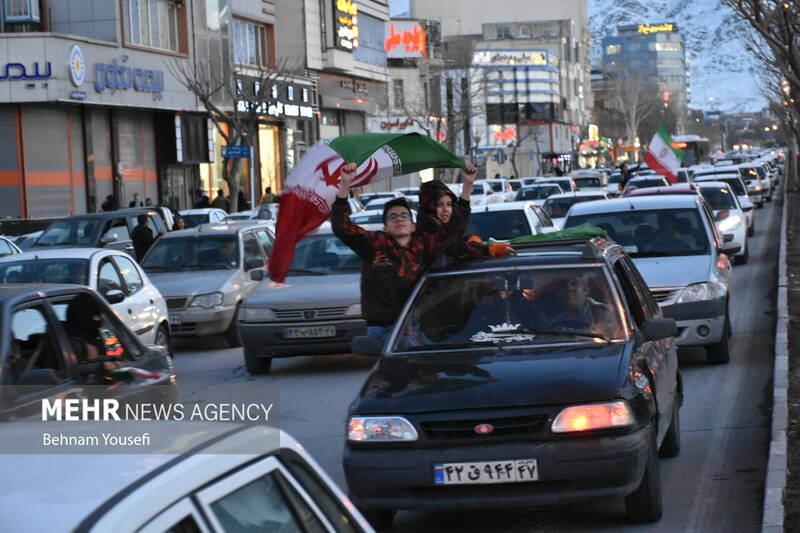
[268, 133, 466, 283]
[643, 126, 684, 183]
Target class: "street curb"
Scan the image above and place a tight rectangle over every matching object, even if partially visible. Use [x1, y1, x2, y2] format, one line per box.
[762, 184, 789, 532]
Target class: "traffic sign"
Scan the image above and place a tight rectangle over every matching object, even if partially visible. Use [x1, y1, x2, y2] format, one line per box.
[221, 145, 252, 158]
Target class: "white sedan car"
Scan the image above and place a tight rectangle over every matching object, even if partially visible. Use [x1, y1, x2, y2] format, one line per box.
[465, 201, 558, 241]
[542, 191, 610, 228]
[695, 181, 750, 264]
[179, 208, 229, 228]
[0, 248, 171, 350]
[0, 235, 22, 258]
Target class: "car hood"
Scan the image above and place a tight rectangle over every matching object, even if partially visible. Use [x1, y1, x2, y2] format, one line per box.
[353, 343, 630, 414]
[244, 273, 361, 308]
[146, 270, 237, 297]
[632, 255, 711, 289]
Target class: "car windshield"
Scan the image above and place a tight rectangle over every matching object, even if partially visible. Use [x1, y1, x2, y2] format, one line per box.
[37, 219, 100, 246]
[566, 208, 710, 257]
[288, 234, 363, 275]
[182, 214, 211, 228]
[573, 177, 602, 188]
[0, 258, 89, 284]
[508, 181, 521, 191]
[142, 236, 239, 271]
[489, 182, 504, 192]
[516, 186, 559, 201]
[539, 180, 571, 191]
[628, 178, 666, 189]
[392, 267, 625, 351]
[608, 173, 621, 184]
[700, 187, 737, 210]
[350, 212, 384, 225]
[466, 211, 531, 240]
[712, 177, 746, 195]
[543, 196, 603, 219]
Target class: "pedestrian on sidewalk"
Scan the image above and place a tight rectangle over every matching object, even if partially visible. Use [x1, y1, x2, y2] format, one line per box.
[212, 189, 230, 212]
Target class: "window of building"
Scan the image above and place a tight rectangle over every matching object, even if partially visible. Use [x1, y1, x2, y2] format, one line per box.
[234, 19, 271, 67]
[650, 42, 683, 52]
[519, 26, 530, 38]
[393, 79, 405, 108]
[353, 13, 387, 67]
[497, 27, 510, 39]
[605, 44, 621, 55]
[125, 0, 180, 52]
[4, 0, 40, 22]
[657, 58, 684, 69]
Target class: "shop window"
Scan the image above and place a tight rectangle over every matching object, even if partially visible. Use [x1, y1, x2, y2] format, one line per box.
[605, 44, 621, 55]
[352, 13, 387, 67]
[497, 27, 510, 39]
[234, 18, 272, 68]
[125, 0, 182, 53]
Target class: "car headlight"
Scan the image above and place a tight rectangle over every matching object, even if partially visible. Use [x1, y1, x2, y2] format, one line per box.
[718, 214, 742, 232]
[239, 307, 275, 322]
[754, 185, 762, 191]
[345, 303, 362, 316]
[551, 401, 634, 433]
[190, 292, 224, 308]
[348, 416, 418, 442]
[676, 282, 725, 304]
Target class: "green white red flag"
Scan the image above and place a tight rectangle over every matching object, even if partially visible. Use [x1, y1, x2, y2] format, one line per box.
[643, 126, 684, 183]
[268, 133, 465, 283]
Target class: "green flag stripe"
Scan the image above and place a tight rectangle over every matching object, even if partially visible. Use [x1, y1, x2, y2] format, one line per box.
[657, 125, 684, 162]
[328, 133, 466, 172]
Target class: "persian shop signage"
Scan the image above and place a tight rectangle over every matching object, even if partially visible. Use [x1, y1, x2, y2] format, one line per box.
[334, 0, 359, 50]
[0, 61, 51, 80]
[472, 50, 548, 66]
[637, 23, 674, 35]
[384, 22, 427, 58]
[94, 58, 164, 96]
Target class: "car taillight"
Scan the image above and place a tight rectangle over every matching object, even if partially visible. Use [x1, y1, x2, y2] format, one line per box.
[551, 401, 634, 433]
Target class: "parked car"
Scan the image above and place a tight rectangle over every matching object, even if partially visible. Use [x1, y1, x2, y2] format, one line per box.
[1, 422, 374, 532]
[0, 236, 21, 258]
[469, 181, 506, 207]
[178, 208, 229, 228]
[364, 197, 397, 211]
[564, 194, 733, 363]
[621, 176, 670, 196]
[542, 191, 610, 228]
[534, 176, 578, 193]
[0, 284, 175, 421]
[358, 191, 403, 206]
[570, 175, 606, 193]
[239, 223, 367, 374]
[739, 163, 772, 205]
[692, 174, 755, 236]
[118, 205, 176, 230]
[465, 201, 557, 241]
[695, 182, 750, 264]
[394, 186, 420, 196]
[32, 209, 168, 255]
[0, 248, 171, 349]
[345, 236, 681, 527]
[479, 179, 515, 202]
[140, 222, 274, 347]
[12, 231, 42, 250]
[514, 184, 563, 202]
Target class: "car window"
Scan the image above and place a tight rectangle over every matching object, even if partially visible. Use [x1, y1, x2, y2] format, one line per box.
[350, 212, 383, 225]
[255, 230, 274, 255]
[699, 187, 737, 210]
[573, 177, 602, 188]
[142, 237, 240, 272]
[466, 210, 532, 240]
[542, 196, 602, 219]
[98, 259, 124, 294]
[38, 219, 100, 246]
[182, 214, 210, 229]
[393, 267, 625, 351]
[612, 261, 647, 326]
[0, 259, 88, 284]
[138, 498, 208, 533]
[8, 305, 66, 385]
[0, 239, 15, 257]
[113, 255, 144, 294]
[102, 218, 130, 241]
[623, 256, 661, 318]
[533, 205, 554, 227]
[243, 233, 263, 263]
[289, 235, 363, 275]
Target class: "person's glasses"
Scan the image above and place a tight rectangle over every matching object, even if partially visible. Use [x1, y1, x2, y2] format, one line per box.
[386, 212, 411, 222]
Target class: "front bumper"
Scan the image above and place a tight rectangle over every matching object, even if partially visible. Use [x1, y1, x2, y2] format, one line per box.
[239, 318, 366, 356]
[661, 296, 727, 346]
[168, 305, 236, 337]
[344, 426, 651, 511]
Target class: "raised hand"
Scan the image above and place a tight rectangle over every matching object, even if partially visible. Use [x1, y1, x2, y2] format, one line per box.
[337, 162, 358, 198]
[461, 161, 478, 185]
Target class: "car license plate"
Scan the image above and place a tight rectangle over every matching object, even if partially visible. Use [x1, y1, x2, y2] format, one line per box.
[169, 315, 182, 326]
[433, 459, 538, 485]
[283, 326, 336, 339]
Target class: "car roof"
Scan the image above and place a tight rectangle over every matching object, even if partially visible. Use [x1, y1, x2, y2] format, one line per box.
[567, 194, 701, 216]
[694, 173, 740, 181]
[470, 201, 537, 212]
[0, 247, 111, 262]
[625, 184, 697, 196]
[628, 175, 666, 182]
[546, 192, 606, 199]
[50, 209, 160, 221]
[158, 221, 270, 238]
[179, 208, 225, 215]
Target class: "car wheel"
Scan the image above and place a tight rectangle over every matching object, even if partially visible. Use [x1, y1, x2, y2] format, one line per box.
[244, 348, 272, 374]
[734, 243, 749, 265]
[625, 429, 663, 523]
[659, 401, 681, 458]
[359, 509, 395, 531]
[225, 304, 243, 347]
[747, 221, 755, 237]
[706, 312, 731, 364]
[154, 323, 173, 357]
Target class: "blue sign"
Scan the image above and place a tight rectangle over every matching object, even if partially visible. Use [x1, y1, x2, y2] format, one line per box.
[70, 91, 87, 100]
[222, 145, 252, 158]
[93, 58, 164, 95]
[0, 62, 51, 81]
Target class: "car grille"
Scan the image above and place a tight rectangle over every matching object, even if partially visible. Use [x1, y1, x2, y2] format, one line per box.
[421, 413, 548, 441]
[650, 287, 682, 305]
[273, 306, 349, 320]
[166, 298, 189, 310]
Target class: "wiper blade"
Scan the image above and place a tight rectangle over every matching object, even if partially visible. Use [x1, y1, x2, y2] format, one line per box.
[142, 265, 177, 271]
[286, 268, 327, 275]
[403, 343, 500, 352]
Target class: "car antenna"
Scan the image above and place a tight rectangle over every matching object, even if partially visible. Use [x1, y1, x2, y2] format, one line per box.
[628, 200, 636, 210]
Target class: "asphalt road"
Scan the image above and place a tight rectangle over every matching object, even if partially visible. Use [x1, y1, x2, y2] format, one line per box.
[173, 197, 780, 532]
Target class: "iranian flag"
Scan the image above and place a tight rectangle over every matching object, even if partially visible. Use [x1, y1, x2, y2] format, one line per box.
[644, 125, 684, 183]
[268, 133, 466, 283]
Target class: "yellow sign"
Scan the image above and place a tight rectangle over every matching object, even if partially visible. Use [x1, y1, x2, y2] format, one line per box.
[637, 23, 674, 35]
[588, 124, 599, 141]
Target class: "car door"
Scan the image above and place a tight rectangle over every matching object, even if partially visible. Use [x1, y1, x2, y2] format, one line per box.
[97, 257, 141, 333]
[241, 233, 266, 295]
[138, 498, 212, 533]
[112, 254, 159, 343]
[2, 301, 81, 420]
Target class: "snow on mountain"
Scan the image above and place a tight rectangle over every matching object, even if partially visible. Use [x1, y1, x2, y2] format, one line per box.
[588, 0, 765, 112]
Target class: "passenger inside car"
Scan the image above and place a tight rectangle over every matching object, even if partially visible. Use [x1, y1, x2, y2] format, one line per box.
[64, 293, 125, 376]
[647, 213, 693, 253]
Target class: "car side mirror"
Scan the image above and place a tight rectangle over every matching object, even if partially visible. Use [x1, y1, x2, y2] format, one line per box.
[351, 335, 384, 357]
[100, 233, 118, 245]
[104, 289, 125, 304]
[250, 269, 265, 281]
[640, 318, 678, 341]
[245, 258, 265, 271]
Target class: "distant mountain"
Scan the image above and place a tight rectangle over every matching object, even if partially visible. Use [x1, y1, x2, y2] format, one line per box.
[588, 0, 765, 113]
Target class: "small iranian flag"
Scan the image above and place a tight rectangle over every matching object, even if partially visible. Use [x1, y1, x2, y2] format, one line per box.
[643, 126, 684, 183]
[268, 133, 465, 283]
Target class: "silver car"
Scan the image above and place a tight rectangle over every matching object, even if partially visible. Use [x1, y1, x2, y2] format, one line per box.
[141, 221, 274, 347]
[239, 223, 366, 374]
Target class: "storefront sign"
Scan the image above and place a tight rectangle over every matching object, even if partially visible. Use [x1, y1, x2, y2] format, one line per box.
[384, 22, 427, 58]
[0, 61, 51, 80]
[491, 125, 516, 143]
[68, 44, 86, 87]
[236, 100, 314, 119]
[334, 0, 359, 50]
[93, 58, 164, 97]
[637, 23, 674, 35]
[472, 50, 548, 66]
[380, 117, 415, 131]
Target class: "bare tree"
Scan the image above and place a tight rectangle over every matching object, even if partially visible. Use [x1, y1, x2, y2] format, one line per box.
[168, 58, 301, 212]
[606, 67, 660, 157]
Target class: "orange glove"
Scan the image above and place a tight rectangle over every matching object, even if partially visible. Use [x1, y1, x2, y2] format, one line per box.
[466, 235, 483, 244]
[488, 242, 513, 256]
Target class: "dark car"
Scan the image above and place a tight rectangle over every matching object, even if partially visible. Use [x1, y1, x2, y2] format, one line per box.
[344, 236, 681, 528]
[32, 209, 168, 256]
[0, 284, 176, 421]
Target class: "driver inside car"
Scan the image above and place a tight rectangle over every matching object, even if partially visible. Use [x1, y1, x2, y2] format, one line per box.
[544, 275, 615, 334]
[64, 293, 124, 379]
